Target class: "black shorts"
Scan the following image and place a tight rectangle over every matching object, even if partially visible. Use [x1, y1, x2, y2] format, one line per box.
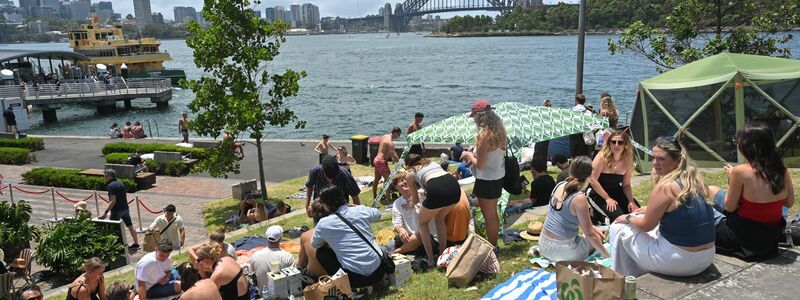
[473, 178, 504, 199]
[422, 175, 461, 209]
[409, 144, 423, 155]
[110, 209, 133, 227]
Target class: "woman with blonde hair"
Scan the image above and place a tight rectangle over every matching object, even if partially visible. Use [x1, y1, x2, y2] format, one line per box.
[609, 137, 716, 277]
[541, 156, 610, 262]
[193, 242, 249, 299]
[404, 154, 461, 264]
[588, 130, 637, 223]
[66, 257, 106, 300]
[461, 99, 507, 252]
[599, 93, 619, 128]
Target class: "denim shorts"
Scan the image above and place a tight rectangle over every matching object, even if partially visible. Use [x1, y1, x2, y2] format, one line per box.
[146, 270, 180, 298]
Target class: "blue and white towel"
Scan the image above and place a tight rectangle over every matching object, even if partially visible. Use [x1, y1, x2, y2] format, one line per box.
[481, 269, 557, 300]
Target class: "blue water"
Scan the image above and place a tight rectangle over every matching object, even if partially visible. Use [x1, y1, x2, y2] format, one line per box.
[2, 33, 796, 139]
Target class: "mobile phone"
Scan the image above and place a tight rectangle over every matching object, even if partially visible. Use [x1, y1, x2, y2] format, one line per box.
[520, 175, 529, 186]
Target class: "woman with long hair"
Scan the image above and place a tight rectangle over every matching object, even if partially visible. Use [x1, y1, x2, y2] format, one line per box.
[588, 130, 637, 223]
[609, 137, 716, 277]
[540, 156, 610, 262]
[193, 242, 249, 300]
[66, 257, 106, 300]
[336, 146, 356, 173]
[461, 99, 507, 251]
[599, 93, 619, 128]
[404, 154, 461, 263]
[710, 123, 794, 260]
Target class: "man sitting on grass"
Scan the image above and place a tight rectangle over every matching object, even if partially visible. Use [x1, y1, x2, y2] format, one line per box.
[250, 225, 296, 292]
[388, 171, 438, 255]
[135, 240, 181, 300]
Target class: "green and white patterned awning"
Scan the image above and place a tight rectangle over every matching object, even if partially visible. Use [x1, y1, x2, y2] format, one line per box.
[406, 102, 608, 147]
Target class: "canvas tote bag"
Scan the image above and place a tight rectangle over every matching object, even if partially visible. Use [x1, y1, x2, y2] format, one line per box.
[446, 233, 494, 288]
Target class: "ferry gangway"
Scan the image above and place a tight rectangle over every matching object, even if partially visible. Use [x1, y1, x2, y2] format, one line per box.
[0, 78, 171, 105]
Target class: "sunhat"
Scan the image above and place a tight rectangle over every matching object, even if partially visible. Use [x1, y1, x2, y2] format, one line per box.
[519, 220, 543, 241]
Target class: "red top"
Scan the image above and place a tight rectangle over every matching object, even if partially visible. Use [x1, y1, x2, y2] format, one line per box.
[737, 197, 784, 225]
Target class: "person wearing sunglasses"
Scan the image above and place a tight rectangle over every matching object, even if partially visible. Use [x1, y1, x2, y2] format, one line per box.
[588, 130, 638, 223]
[609, 136, 716, 277]
[18, 284, 42, 300]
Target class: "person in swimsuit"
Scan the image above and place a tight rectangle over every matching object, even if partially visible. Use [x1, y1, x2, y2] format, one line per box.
[178, 112, 189, 143]
[66, 257, 106, 300]
[314, 134, 335, 164]
[407, 112, 425, 155]
[373, 127, 401, 199]
[193, 242, 249, 300]
[336, 146, 356, 173]
[588, 130, 637, 223]
[709, 123, 795, 261]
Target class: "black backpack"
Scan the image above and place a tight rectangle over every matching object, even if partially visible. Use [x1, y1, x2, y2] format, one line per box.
[502, 149, 522, 195]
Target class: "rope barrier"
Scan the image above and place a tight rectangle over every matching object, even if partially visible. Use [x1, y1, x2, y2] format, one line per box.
[137, 198, 163, 215]
[55, 191, 93, 203]
[13, 186, 51, 194]
[98, 194, 110, 203]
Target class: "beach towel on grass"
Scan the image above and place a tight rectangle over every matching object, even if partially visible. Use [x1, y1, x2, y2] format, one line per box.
[481, 269, 557, 300]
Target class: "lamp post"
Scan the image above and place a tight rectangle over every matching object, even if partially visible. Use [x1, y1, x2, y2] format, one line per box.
[575, 0, 586, 95]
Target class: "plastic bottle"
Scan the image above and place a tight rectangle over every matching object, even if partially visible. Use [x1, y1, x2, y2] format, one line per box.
[386, 238, 395, 254]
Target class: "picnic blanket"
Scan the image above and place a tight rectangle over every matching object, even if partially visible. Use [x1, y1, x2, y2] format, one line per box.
[481, 269, 557, 300]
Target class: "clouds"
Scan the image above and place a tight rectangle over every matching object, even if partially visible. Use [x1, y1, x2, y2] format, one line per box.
[110, 0, 578, 21]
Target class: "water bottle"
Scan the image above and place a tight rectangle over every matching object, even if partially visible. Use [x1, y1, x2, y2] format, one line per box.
[386, 238, 395, 253]
[261, 285, 271, 300]
[785, 228, 793, 247]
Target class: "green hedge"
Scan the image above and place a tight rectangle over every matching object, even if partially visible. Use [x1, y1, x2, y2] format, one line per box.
[105, 154, 189, 177]
[102, 142, 207, 159]
[0, 137, 44, 151]
[21, 167, 137, 192]
[0, 147, 33, 165]
[104, 153, 130, 164]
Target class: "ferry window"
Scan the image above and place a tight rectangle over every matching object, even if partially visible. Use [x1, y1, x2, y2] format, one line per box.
[95, 33, 100, 40]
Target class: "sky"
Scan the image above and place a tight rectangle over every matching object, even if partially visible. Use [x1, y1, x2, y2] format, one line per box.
[19, 1, 578, 21]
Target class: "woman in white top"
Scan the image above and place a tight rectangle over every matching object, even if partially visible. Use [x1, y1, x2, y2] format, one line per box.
[461, 99, 507, 250]
[404, 154, 461, 264]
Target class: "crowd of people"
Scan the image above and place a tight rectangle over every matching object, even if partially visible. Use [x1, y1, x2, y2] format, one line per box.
[109, 121, 148, 139]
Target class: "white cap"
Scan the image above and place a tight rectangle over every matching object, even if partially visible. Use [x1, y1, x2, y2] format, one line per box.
[266, 225, 283, 242]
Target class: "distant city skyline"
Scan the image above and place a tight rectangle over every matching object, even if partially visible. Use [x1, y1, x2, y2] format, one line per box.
[13, 0, 578, 21]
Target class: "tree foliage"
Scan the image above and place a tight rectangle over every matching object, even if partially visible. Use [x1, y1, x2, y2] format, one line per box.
[609, 0, 800, 72]
[182, 0, 306, 198]
[35, 216, 124, 277]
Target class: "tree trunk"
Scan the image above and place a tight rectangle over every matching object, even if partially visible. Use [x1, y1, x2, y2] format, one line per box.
[256, 137, 269, 201]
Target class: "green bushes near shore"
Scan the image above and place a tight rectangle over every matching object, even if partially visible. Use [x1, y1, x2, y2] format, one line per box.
[104, 152, 130, 164]
[0, 137, 45, 151]
[102, 142, 208, 159]
[22, 167, 137, 192]
[0, 147, 34, 165]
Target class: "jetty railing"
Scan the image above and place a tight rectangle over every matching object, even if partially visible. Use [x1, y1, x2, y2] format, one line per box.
[0, 78, 171, 102]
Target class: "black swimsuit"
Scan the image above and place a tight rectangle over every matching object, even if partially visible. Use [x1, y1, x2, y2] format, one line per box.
[65, 281, 99, 300]
[217, 264, 248, 300]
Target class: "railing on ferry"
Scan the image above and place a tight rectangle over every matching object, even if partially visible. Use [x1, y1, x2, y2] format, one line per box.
[0, 78, 170, 101]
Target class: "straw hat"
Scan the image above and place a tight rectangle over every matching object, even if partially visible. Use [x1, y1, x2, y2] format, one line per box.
[519, 221, 543, 241]
[73, 201, 88, 212]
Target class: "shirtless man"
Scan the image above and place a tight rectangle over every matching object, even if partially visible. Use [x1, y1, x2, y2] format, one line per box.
[373, 127, 402, 199]
[314, 135, 335, 164]
[178, 113, 189, 143]
[407, 112, 425, 156]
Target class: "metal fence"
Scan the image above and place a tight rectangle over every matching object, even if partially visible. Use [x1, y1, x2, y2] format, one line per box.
[0, 78, 171, 102]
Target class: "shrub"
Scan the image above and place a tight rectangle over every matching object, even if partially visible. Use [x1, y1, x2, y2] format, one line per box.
[0, 147, 33, 164]
[105, 155, 189, 177]
[0, 137, 44, 151]
[0, 200, 40, 261]
[102, 142, 207, 159]
[35, 216, 124, 277]
[104, 153, 131, 164]
[21, 167, 137, 192]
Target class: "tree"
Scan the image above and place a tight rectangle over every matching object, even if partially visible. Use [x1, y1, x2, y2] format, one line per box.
[608, 0, 799, 72]
[183, 0, 306, 201]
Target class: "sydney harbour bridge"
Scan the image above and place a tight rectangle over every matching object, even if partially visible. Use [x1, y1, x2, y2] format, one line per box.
[343, 0, 544, 32]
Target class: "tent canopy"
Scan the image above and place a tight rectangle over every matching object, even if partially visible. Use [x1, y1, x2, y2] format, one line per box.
[641, 53, 800, 90]
[406, 102, 608, 147]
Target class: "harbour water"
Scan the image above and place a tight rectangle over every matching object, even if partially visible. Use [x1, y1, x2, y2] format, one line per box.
[3, 33, 799, 139]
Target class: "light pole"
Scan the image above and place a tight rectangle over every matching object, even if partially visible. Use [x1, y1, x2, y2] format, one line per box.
[576, 0, 586, 95]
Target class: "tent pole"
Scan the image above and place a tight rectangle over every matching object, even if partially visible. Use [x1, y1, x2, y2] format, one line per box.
[735, 74, 745, 163]
[676, 77, 733, 134]
[744, 77, 800, 148]
[575, 0, 586, 94]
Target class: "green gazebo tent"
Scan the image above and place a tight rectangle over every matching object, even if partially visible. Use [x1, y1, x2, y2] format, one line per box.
[631, 53, 800, 167]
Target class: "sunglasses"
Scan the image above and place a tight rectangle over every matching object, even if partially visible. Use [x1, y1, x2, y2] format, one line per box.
[609, 140, 626, 145]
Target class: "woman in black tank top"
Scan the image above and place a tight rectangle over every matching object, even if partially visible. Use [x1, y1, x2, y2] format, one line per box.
[66, 257, 105, 300]
[193, 242, 249, 300]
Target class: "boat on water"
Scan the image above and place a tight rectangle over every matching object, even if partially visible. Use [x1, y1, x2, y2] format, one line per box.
[68, 17, 186, 86]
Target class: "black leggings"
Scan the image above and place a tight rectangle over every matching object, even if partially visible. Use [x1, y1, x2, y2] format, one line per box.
[316, 246, 386, 288]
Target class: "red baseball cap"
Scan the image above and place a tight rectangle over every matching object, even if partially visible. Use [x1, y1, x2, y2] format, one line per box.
[470, 99, 492, 117]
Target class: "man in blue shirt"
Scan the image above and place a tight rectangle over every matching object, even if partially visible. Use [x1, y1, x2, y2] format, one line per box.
[454, 160, 473, 180]
[311, 185, 387, 288]
[99, 169, 140, 250]
[305, 155, 361, 217]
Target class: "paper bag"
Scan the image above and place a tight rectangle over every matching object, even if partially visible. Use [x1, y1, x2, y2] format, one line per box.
[302, 274, 353, 300]
[555, 261, 624, 300]
[446, 233, 493, 288]
[143, 230, 160, 252]
[254, 202, 267, 222]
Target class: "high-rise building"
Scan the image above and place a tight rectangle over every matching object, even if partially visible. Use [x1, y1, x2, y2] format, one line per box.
[290, 4, 302, 28]
[383, 3, 392, 30]
[302, 3, 319, 28]
[253, 10, 261, 18]
[19, 0, 41, 17]
[60, 0, 91, 21]
[29, 20, 49, 33]
[0, 0, 13, 7]
[98, 1, 114, 11]
[274, 6, 285, 24]
[174, 6, 197, 23]
[378, 7, 384, 16]
[133, 0, 153, 28]
[151, 12, 164, 24]
[265, 7, 275, 22]
[94, 2, 115, 21]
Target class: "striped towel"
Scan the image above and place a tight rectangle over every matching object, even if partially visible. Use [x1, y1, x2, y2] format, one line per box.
[481, 269, 557, 300]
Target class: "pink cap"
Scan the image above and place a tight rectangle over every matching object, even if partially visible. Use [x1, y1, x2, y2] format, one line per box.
[470, 99, 492, 117]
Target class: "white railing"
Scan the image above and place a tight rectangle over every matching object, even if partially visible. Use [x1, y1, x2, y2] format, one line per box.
[0, 78, 171, 101]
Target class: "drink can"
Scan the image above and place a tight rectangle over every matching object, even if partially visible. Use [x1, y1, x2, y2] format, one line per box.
[624, 275, 636, 300]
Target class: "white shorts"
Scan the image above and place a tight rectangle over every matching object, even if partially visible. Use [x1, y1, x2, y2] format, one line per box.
[609, 223, 714, 277]
[539, 233, 592, 262]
